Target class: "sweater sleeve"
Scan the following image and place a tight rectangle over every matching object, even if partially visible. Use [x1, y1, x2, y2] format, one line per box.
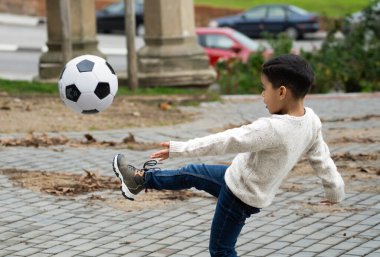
[307, 129, 345, 203]
[170, 118, 278, 158]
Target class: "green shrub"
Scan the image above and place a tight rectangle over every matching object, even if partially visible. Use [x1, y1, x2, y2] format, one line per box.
[216, 0, 380, 94]
[216, 33, 293, 95]
[303, 0, 380, 93]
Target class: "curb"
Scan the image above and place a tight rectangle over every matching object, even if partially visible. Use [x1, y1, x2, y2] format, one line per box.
[0, 43, 127, 56]
[0, 13, 44, 26]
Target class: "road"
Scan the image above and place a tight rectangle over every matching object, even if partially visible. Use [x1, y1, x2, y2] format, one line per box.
[0, 23, 325, 81]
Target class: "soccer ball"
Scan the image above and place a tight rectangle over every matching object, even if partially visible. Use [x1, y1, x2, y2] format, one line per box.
[58, 55, 118, 114]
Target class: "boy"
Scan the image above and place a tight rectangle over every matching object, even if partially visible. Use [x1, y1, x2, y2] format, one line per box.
[112, 54, 345, 257]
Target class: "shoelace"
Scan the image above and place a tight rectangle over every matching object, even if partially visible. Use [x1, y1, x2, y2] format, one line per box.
[143, 159, 161, 171]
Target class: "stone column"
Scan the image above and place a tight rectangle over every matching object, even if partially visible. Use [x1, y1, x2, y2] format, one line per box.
[38, 0, 104, 80]
[138, 0, 216, 87]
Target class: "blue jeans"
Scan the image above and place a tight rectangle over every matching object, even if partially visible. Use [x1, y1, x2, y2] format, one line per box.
[144, 164, 260, 257]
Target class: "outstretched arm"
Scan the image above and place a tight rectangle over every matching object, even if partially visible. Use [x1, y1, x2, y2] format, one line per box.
[307, 129, 345, 203]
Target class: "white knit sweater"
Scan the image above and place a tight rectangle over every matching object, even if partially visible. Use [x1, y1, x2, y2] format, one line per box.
[169, 107, 345, 208]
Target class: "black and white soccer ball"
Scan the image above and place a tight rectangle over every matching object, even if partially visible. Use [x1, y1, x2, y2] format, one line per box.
[58, 55, 118, 114]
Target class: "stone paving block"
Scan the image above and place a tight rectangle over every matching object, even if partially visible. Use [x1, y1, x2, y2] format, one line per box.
[80, 247, 112, 256]
[71, 242, 100, 252]
[156, 235, 186, 245]
[177, 246, 206, 256]
[42, 245, 71, 254]
[251, 236, 277, 245]
[291, 252, 316, 257]
[236, 240, 262, 252]
[276, 246, 304, 255]
[291, 238, 318, 248]
[11, 246, 42, 256]
[28, 253, 51, 257]
[109, 245, 138, 254]
[250, 248, 275, 256]
[120, 251, 151, 257]
[175, 229, 202, 238]
[0, 250, 15, 257]
[331, 241, 362, 251]
[4, 242, 30, 251]
[345, 246, 374, 256]
[304, 243, 331, 252]
[129, 238, 157, 248]
[264, 241, 291, 250]
[190, 251, 210, 257]
[167, 240, 196, 250]
[52, 250, 84, 257]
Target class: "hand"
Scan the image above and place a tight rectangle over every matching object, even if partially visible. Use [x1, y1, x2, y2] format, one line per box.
[150, 142, 170, 161]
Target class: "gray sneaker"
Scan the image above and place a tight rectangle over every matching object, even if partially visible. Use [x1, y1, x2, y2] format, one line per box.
[112, 154, 145, 200]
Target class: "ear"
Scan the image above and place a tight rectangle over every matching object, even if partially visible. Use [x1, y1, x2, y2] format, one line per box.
[279, 86, 287, 100]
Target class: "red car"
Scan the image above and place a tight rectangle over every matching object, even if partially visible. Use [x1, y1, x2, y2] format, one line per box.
[196, 27, 272, 66]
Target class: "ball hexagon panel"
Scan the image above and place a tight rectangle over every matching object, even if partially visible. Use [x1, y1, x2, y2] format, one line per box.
[76, 92, 103, 112]
[97, 94, 114, 112]
[73, 72, 100, 93]
[60, 62, 81, 86]
[94, 82, 111, 99]
[92, 62, 118, 96]
[65, 84, 81, 102]
[62, 97, 84, 113]
[76, 59, 95, 72]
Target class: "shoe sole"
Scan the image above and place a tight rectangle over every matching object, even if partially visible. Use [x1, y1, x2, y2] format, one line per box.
[112, 155, 135, 201]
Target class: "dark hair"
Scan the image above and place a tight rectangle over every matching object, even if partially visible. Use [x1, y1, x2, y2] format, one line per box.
[262, 54, 314, 99]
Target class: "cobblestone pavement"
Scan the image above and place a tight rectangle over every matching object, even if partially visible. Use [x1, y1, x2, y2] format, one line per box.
[0, 93, 379, 257]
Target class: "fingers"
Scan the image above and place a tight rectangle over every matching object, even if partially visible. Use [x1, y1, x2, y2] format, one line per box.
[150, 149, 169, 160]
[150, 142, 170, 161]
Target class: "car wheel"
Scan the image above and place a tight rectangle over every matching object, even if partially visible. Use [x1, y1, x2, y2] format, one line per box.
[285, 27, 299, 40]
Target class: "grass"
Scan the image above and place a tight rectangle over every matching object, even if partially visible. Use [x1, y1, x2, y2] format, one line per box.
[194, 0, 370, 17]
[0, 78, 219, 100]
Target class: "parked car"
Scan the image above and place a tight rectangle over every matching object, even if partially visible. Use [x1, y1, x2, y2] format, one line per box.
[96, 0, 144, 35]
[208, 4, 319, 39]
[196, 27, 272, 67]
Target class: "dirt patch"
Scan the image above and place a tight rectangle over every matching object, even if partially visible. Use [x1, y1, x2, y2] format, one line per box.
[0, 94, 201, 133]
[321, 114, 380, 123]
[282, 152, 380, 194]
[296, 203, 365, 216]
[326, 127, 380, 145]
[1, 168, 207, 212]
[0, 132, 160, 151]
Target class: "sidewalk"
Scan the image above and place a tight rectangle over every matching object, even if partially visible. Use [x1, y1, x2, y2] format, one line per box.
[0, 93, 379, 256]
[0, 13, 129, 56]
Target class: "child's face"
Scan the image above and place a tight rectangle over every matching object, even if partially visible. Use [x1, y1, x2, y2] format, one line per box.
[260, 74, 284, 114]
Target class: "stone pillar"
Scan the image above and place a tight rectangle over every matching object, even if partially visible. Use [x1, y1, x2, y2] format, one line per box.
[38, 0, 104, 80]
[138, 0, 216, 87]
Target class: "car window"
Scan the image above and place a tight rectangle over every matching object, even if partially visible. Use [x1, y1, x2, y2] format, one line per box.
[104, 2, 124, 14]
[204, 34, 234, 49]
[197, 34, 207, 47]
[104, 0, 144, 14]
[267, 6, 286, 19]
[232, 31, 259, 51]
[288, 5, 309, 15]
[245, 6, 267, 19]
